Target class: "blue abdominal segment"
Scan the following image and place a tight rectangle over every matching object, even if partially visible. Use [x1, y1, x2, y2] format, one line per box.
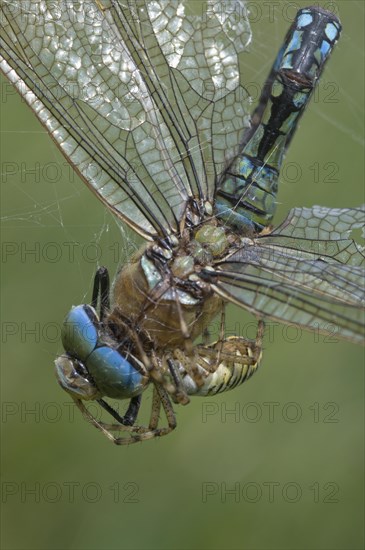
[215, 7, 341, 233]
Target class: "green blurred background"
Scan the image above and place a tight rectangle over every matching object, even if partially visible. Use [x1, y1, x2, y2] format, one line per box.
[1, 1, 363, 549]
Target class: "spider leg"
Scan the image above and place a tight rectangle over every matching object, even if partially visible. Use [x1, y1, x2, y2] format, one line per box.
[113, 384, 177, 444]
[166, 357, 190, 405]
[73, 382, 176, 446]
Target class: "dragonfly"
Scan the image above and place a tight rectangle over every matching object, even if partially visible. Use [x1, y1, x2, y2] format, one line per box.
[1, 1, 364, 444]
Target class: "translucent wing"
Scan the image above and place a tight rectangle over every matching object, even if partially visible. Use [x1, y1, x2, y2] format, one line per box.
[200, 207, 365, 343]
[0, 0, 251, 239]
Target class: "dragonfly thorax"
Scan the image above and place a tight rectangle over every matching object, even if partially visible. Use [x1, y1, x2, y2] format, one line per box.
[111, 219, 234, 349]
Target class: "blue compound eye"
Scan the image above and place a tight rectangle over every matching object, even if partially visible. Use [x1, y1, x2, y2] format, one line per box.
[61, 304, 99, 361]
[87, 347, 145, 399]
[60, 303, 147, 400]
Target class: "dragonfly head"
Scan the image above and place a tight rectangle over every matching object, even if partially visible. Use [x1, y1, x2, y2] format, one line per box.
[55, 355, 101, 401]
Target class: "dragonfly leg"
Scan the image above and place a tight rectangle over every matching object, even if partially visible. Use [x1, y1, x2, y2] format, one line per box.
[91, 266, 110, 320]
[97, 395, 142, 426]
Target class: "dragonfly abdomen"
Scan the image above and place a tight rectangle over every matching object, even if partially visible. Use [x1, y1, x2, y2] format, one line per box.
[215, 6, 341, 234]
